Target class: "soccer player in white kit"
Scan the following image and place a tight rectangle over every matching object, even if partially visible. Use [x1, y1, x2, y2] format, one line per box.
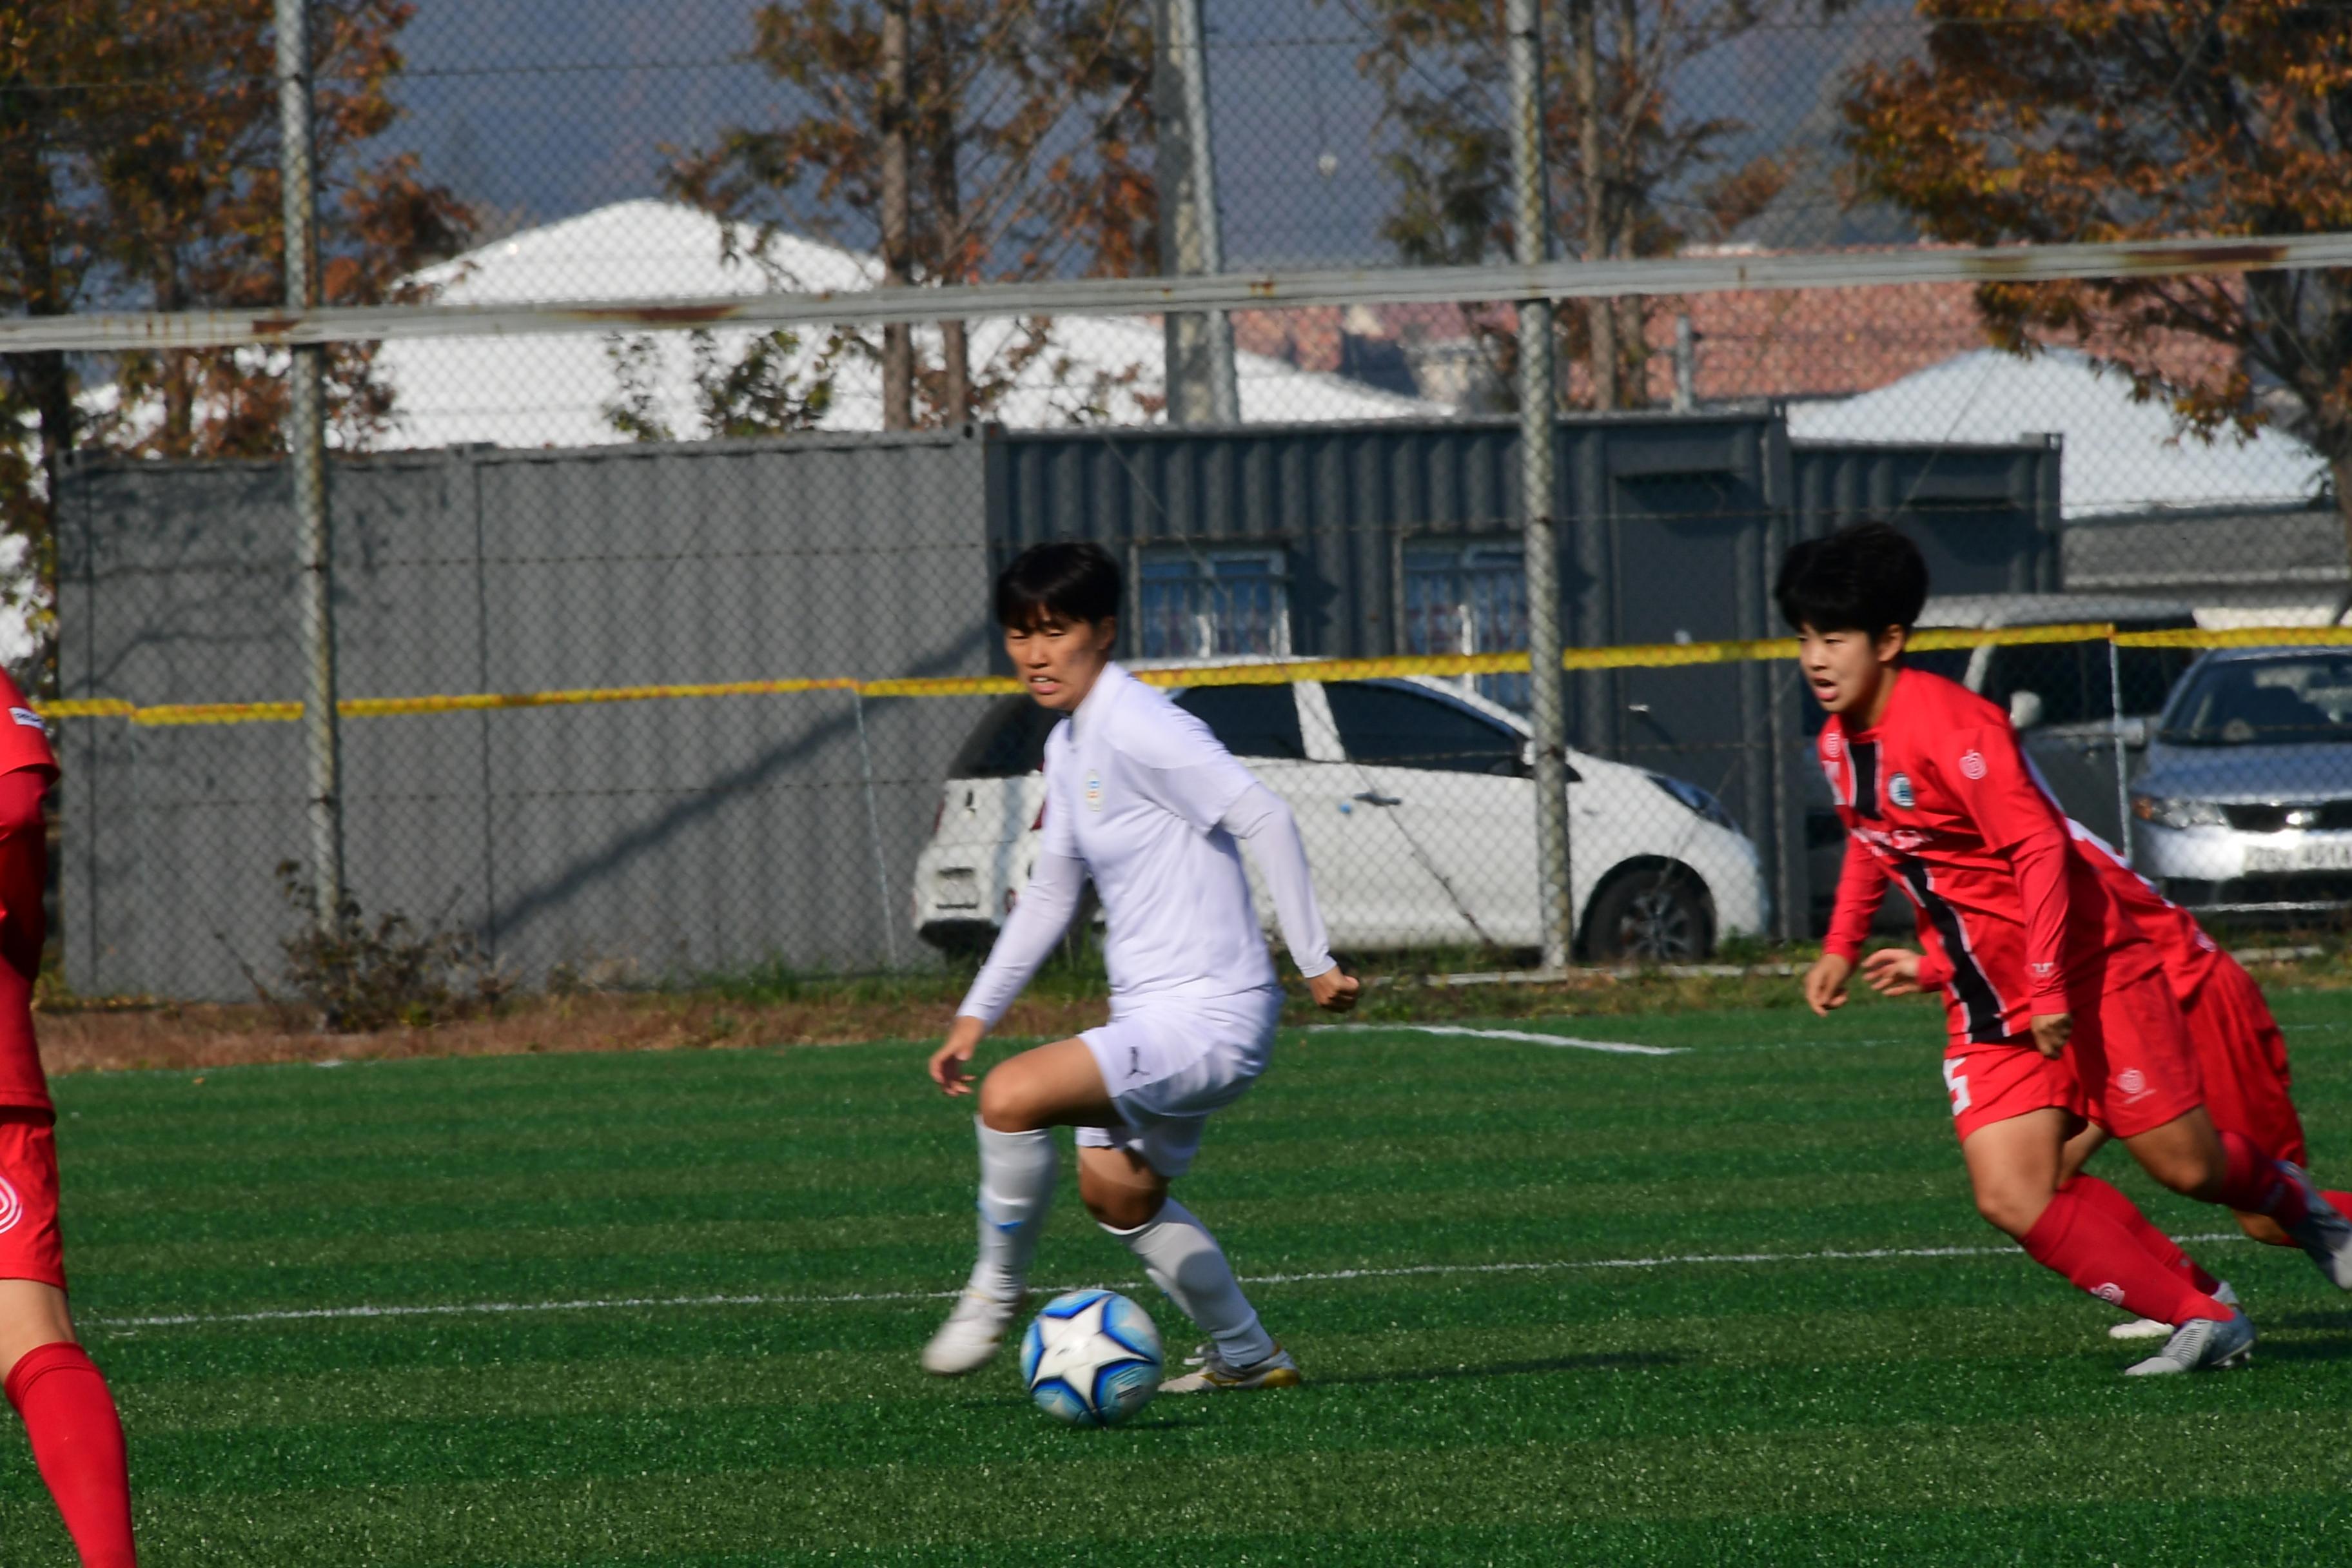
[923, 541, 1360, 1392]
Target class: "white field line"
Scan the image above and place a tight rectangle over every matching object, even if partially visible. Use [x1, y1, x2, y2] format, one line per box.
[89, 1233, 2251, 1333]
[1313, 1023, 1681, 1056]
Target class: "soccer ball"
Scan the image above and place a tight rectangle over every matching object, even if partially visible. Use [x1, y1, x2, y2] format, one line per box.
[1020, 1288, 1162, 1426]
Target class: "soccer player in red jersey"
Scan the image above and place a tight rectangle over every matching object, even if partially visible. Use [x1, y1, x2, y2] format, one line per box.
[1785, 522, 2352, 1375]
[0, 671, 137, 1565]
[1867, 821, 2352, 1333]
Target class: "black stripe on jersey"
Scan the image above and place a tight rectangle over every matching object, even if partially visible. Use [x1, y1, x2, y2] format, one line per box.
[1848, 740, 1881, 819]
[1893, 859, 2009, 1043]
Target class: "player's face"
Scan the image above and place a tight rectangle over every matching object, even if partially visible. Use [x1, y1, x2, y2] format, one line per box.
[1797, 622, 1907, 720]
[1004, 612, 1118, 712]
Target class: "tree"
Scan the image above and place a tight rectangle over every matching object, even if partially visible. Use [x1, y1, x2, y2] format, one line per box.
[602, 328, 842, 442]
[1843, 1, 2352, 573]
[1344, 0, 1818, 409]
[667, 0, 1157, 431]
[86, 0, 469, 459]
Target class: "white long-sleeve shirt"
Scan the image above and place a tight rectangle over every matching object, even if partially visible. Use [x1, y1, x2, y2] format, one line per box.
[956, 663, 1335, 1027]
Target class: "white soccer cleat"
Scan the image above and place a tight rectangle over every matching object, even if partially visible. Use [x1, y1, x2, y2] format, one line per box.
[2275, 1163, 2352, 1289]
[2123, 1307, 2255, 1377]
[920, 1288, 1024, 1377]
[1158, 1342, 1302, 1394]
[2108, 1279, 2237, 1340]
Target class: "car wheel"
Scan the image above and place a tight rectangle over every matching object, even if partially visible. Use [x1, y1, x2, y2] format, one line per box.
[1583, 867, 1713, 964]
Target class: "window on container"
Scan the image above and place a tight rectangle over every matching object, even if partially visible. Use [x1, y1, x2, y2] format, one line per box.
[1137, 550, 1291, 660]
[1402, 542, 1529, 711]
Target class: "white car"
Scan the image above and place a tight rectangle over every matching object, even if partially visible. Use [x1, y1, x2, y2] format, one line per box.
[912, 671, 1768, 963]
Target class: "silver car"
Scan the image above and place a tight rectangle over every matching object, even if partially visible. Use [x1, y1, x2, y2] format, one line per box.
[2130, 646, 2352, 913]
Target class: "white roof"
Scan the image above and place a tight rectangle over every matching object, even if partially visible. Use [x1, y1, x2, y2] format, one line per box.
[369, 201, 1439, 449]
[1786, 348, 2326, 518]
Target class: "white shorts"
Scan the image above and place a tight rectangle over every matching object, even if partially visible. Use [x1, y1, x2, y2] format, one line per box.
[1076, 985, 1283, 1177]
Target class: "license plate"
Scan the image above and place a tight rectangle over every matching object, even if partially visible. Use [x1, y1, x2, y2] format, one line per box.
[934, 868, 980, 910]
[2244, 839, 2352, 874]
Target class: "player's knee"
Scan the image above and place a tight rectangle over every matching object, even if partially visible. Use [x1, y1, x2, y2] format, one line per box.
[1078, 1172, 1161, 1231]
[976, 1068, 1043, 1133]
[1972, 1187, 2041, 1239]
[2143, 1149, 2225, 1202]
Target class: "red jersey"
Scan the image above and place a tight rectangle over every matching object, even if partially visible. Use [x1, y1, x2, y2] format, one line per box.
[0, 668, 54, 1112]
[1821, 667, 2159, 1044]
[1917, 822, 2222, 1006]
[0, 669, 52, 780]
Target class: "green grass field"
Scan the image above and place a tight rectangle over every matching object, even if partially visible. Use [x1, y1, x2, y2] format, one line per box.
[14, 985, 2352, 1565]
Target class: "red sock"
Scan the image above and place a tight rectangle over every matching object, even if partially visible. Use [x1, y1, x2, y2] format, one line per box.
[2063, 1174, 2224, 1294]
[6, 1343, 135, 1567]
[2215, 1130, 2309, 1229]
[2020, 1188, 2230, 1325]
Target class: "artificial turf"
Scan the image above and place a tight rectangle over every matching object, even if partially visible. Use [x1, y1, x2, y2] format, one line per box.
[11, 985, 2352, 1563]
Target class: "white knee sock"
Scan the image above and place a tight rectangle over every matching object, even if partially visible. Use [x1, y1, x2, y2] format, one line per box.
[969, 1120, 1055, 1301]
[1102, 1198, 1275, 1367]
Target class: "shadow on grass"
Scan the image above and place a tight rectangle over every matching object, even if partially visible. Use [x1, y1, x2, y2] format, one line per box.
[1313, 1350, 1686, 1387]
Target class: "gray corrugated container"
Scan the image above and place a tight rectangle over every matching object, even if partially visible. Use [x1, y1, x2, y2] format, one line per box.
[57, 431, 991, 999]
[55, 414, 2068, 995]
[1791, 435, 2064, 594]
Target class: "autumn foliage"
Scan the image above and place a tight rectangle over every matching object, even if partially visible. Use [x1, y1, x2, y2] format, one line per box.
[1843, 1, 2352, 529]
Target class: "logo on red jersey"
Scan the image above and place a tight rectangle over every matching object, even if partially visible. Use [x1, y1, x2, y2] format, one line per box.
[1822, 730, 1843, 759]
[2117, 1068, 2148, 1099]
[2092, 1282, 2126, 1306]
[1888, 772, 1915, 809]
[0, 1174, 21, 1235]
[6, 707, 39, 733]
[1959, 749, 1988, 780]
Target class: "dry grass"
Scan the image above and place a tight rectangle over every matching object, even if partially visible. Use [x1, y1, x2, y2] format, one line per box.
[35, 945, 2326, 1078]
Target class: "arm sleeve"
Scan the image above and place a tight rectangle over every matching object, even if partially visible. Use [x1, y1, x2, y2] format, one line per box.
[1943, 722, 2073, 1010]
[2006, 827, 2073, 1014]
[954, 851, 1086, 1028]
[1217, 781, 1336, 979]
[1914, 946, 1954, 990]
[1823, 836, 1891, 964]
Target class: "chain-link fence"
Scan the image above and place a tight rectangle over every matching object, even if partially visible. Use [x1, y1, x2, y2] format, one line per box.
[11, 3, 2352, 997]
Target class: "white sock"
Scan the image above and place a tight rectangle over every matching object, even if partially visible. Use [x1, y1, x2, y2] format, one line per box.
[969, 1120, 1055, 1301]
[1102, 1197, 1275, 1367]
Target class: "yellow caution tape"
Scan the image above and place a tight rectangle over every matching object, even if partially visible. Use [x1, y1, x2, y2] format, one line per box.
[2113, 625, 2352, 649]
[34, 620, 2268, 728]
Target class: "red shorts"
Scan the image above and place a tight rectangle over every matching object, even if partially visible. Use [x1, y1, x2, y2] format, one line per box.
[0, 1110, 64, 1289]
[2070, 967, 2207, 1140]
[2182, 955, 2307, 1165]
[1943, 1038, 2082, 1141]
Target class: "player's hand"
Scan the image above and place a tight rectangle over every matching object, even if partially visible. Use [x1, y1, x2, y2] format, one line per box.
[1308, 965, 1360, 1013]
[2030, 1012, 2073, 1059]
[1803, 953, 1854, 1017]
[1861, 947, 1926, 997]
[929, 1015, 988, 1097]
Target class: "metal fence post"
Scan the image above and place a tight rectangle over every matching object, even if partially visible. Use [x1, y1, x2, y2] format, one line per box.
[1507, 0, 1574, 973]
[276, 0, 344, 928]
[852, 689, 901, 970]
[2109, 634, 2133, 861]
[1153, 0, 1239, 424]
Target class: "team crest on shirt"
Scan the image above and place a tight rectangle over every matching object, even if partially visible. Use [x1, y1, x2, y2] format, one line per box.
[2117, 1069, 2149, 1099]
[1888, 772, 1915, 809]
[1823, 730, 1843, 759]
[1959, 750, 1988, 780]
[6, 707, 39, 732]
[0, 1174, 22, 1235]
[1084, 769, 1104, 812]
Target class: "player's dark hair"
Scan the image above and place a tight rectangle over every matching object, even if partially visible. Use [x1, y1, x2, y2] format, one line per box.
[994, 540, 1122, 629]
[1774, 520, 1929, 637]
